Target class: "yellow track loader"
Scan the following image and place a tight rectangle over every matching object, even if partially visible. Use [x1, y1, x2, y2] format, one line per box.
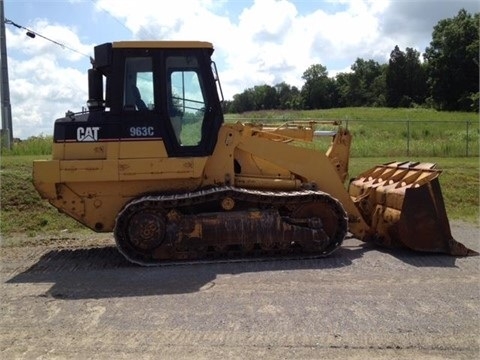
[32, 41, 477, 265]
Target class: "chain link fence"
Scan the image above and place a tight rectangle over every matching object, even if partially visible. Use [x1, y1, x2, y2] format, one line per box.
[343, 120, 479, 157]
[229, 117, 479, 158]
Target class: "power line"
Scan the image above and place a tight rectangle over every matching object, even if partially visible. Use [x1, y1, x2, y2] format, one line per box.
[89, 0, 132, 34]
[89, 0, 156, 39]
[4, 18, 91, 59]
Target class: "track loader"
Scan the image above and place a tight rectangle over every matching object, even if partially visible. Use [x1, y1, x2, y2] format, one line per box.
[32, 41, 477, 265]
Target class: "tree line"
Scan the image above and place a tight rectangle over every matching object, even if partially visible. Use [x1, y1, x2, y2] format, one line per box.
[224, 9, 479, 113]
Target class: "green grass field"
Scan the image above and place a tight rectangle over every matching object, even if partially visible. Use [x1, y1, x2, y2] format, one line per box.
[1, 108, 478, 239]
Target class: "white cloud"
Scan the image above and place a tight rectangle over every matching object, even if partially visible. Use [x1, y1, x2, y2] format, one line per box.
[218, 0, 392, 94]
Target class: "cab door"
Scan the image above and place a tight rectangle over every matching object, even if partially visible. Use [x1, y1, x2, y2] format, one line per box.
[119, 55, 163, 142]
[161, 51, 224, 157]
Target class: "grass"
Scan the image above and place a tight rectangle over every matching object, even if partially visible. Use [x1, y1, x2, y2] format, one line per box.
[226, 107, 478, 122]
[0, 155, 88, 238]
[1, 135, 53, 156]
[1, 107, 478, 241]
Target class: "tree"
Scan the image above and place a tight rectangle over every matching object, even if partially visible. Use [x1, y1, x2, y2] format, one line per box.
[336, 58, 385, 107]
[424, 9, 479, 111]
[229, 90, 255, 113]
[300, 64, 336, 109]
[252, 85, 278, 110]
[386, 46, 407, 107]
[404, 47, 427, 105]
[227, 84, 281, 112]
[386, 46, 426, 107]
[274, 82, 302, 109]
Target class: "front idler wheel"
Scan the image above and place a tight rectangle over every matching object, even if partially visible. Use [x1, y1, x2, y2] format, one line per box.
[290, 196, 347, 254]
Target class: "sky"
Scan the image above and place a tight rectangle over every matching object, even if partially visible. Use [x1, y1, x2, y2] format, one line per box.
[2, 0, 479, 139]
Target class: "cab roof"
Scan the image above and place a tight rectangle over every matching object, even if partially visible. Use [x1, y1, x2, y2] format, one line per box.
[112, 41, 213, 49]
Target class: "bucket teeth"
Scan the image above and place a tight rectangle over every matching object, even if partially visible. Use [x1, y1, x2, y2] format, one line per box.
[349, 162, 477, 256]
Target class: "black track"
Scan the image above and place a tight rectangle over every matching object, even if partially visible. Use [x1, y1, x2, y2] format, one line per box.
[114, 186, 348, 266]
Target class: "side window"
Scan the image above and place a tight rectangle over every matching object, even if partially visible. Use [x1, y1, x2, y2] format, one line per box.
[167, 56, 206, 146]
[124, 57, 154, 111]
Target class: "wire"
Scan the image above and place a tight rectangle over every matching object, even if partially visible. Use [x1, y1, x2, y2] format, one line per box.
[89, 0, 155, 39]
[4, 18, 91, 59]
[89, 0, 131, 34]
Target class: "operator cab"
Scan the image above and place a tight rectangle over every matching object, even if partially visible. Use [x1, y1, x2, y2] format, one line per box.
[55, 41, 224, 157]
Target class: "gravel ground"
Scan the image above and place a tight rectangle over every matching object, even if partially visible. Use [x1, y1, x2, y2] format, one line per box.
[1, 221, 479, 359]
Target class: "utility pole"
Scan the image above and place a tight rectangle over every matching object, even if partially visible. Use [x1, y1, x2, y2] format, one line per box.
[0, 0, 13, 150]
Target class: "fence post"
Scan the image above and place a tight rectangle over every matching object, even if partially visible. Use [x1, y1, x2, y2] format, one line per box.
[466, 121, 470, 157]
[406, 120, 410, 157]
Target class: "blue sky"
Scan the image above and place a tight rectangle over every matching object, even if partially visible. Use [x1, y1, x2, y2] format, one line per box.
[3, 0, 479, 138]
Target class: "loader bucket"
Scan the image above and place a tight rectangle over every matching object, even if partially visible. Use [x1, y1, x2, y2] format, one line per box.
[349, 161, 478, 256]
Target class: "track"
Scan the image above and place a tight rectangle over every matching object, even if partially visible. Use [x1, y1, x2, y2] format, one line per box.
[114, 186, 348, 265]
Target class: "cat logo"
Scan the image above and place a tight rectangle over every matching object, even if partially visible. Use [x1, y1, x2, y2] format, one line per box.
[77, 127, 100, 142]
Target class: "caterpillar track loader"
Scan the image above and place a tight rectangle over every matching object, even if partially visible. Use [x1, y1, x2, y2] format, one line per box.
[33, 41, 477, 265]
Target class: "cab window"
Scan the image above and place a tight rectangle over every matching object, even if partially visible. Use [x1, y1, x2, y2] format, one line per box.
[166, 56, 206, 146]
[124, 57, 153, 111]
